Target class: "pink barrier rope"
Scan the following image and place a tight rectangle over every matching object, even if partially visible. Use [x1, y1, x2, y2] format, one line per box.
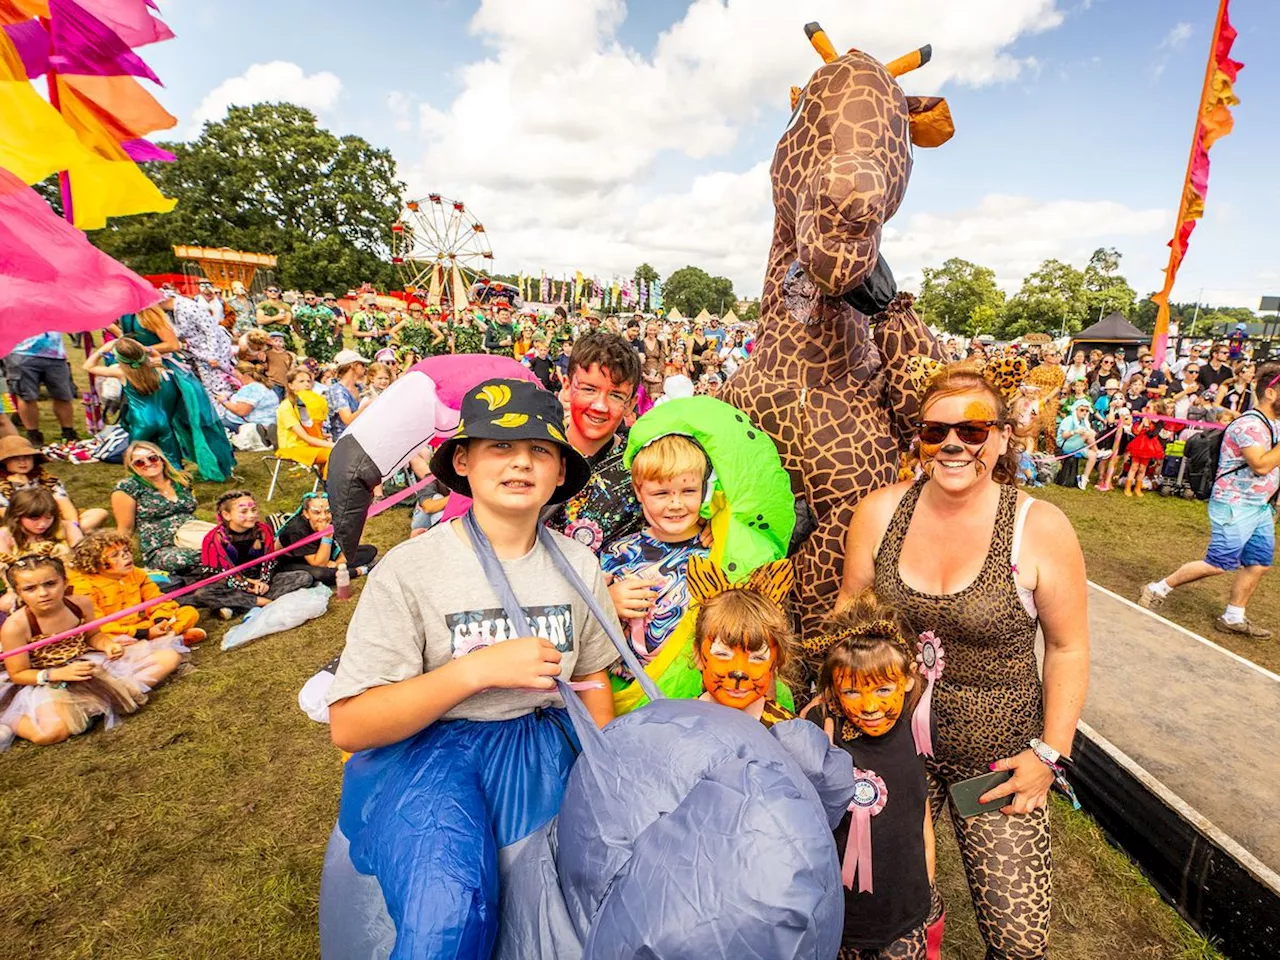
[1036, 426, 1118, 462]
[0, 473, 437, 662]
[1135, 412, 1226, 431]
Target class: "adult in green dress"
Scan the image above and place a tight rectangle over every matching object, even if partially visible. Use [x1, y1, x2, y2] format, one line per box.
[84, 339, 236, 483]
[449, 311, 486, 355]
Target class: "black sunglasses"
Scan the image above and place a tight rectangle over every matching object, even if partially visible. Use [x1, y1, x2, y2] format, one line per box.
[915, 419, 1002, 445]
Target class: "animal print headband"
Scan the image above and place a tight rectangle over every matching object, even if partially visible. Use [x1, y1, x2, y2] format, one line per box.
[686, 555, 795, 607]
[797, 617, 913, 662]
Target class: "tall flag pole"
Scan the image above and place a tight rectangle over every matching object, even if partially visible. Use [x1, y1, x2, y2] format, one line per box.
[1150, 0, 1242, 366]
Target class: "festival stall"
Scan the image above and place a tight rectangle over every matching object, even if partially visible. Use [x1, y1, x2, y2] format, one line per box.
[1069, 311, 1148, 363]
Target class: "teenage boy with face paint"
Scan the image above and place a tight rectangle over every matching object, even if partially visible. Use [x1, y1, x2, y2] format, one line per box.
[545, 332, 645, 554]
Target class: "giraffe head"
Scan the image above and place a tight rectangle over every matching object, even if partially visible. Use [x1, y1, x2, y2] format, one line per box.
[772, 23, 953, 302]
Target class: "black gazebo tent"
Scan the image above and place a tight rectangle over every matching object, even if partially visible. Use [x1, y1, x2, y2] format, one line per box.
[1070, 312, 1148, 362]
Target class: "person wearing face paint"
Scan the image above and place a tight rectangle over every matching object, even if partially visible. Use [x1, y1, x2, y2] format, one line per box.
[691, 556, 798, 726]
[839, 364, 1089, 960]
[190, 491, 314, 621]
[802, 591, 939, 960]
[601, 435, 711, 679]
[545, 332, 645, 554]
[0, 487, 75, 614]
[67, 532, 205, 646]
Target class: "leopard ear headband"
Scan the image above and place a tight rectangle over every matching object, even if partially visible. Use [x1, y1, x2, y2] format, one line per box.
[685, 555, 795, 607]
[797, 617, 912, 661]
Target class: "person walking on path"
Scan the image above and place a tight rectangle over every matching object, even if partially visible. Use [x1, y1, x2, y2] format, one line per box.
[1140, 360, 1280, 639]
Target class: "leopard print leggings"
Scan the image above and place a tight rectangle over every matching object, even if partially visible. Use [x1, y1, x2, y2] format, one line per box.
[929, 770, 1051, 960]
[838, 922, 927, 960]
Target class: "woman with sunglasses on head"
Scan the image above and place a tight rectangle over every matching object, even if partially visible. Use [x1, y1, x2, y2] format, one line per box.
[837, 364, 1088, 960]
[111, 442, 205, 576]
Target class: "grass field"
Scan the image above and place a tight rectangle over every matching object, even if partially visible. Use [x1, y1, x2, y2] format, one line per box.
[0, 379, 1251, 959]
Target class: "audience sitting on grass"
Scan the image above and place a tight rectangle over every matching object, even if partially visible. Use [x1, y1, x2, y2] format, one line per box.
[68, 533, 206, 646]
[276, 493, 377, 587]
[0, 555, 186, 749]
[112, 442, 208, 577]
[0, 434, 107, 537]
[191, 490, 314, 620]
[0, 488, 76, 615]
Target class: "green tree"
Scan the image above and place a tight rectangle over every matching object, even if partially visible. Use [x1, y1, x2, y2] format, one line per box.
[1001, 259, 1087, 338]
[64, 103, 405, 291]
[662, 265, 735, 317]
[634, 263, 660, 286]
[916, 258, 1005, 335]
[739, 300, 761, 322]
[1080, 247, 1137, 325]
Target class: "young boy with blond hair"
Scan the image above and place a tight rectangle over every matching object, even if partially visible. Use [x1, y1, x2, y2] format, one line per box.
[602, 433, 711, 673]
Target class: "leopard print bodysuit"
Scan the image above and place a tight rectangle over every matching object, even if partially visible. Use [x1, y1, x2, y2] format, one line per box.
[873, 478, 1051, 960]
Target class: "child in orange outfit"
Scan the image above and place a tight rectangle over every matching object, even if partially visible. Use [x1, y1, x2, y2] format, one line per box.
[68, 532, 205, 645]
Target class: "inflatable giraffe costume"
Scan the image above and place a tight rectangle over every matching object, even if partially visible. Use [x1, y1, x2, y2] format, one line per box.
[722, 23, 951, 635]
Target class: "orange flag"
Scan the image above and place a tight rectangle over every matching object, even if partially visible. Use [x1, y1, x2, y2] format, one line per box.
[1151, 0, 1243, 365]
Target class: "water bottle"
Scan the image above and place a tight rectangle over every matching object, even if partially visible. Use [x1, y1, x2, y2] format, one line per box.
[335, 561, 351, 601]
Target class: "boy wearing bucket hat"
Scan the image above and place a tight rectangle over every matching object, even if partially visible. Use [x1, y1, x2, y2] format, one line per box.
[325, 378, 619, 953]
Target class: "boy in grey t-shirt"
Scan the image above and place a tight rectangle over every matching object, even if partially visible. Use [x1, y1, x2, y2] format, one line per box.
[323, 379, 619, 956]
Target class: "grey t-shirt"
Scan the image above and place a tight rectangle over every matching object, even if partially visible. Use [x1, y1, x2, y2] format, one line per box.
[326, 520, 620, 721]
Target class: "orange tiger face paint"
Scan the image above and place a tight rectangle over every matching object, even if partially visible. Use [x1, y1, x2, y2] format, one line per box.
[834, 664, 914, 737]
[700, 635, 776, 709]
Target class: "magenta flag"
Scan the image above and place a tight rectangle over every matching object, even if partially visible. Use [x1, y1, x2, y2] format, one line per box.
[0, 168, 161, 355]
[120, 138, 175, 162]
[74, 0, 173, 48]
[47, 0, 161, 84]
[2, 19, 49, 77]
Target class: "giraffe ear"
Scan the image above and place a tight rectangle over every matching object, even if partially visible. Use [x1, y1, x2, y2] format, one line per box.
[686, 555, 733, 605]
[906, 96, 954, 148]
[744, 559, 796, 604]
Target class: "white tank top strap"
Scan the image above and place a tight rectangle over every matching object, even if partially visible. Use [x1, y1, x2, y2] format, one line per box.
[1011, 495, 1038, 620]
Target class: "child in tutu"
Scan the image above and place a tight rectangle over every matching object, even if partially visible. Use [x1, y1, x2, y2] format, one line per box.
[0, 556, 186, 749]
[802, 591, 941, 960]
[68, 532, 205, 646]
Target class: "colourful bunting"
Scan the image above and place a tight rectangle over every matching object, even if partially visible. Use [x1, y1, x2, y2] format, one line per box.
[1151, 0, 1242, 366]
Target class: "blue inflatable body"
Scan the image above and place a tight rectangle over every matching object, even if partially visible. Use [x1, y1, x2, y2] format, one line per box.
[319, 515, 855, 959]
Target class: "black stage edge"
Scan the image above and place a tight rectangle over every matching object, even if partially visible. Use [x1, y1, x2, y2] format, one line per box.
[1073, 721, 1280, 959]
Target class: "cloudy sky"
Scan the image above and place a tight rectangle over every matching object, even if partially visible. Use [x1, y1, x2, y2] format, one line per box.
[143, 0, 1278, 308]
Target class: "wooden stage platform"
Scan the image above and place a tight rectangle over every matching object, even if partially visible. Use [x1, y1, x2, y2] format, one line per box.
[1069, 584, 1279, 959]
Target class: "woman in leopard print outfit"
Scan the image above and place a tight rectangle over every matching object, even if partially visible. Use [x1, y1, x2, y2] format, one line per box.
[837, 364, 1089, 960]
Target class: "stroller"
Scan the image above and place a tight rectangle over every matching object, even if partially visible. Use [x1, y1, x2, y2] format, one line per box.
[1154, 438, 1196, 499]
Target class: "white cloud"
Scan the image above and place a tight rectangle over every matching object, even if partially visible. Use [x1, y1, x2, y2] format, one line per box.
[386, 91, 413, 133]
[188, 61, 342, 135]
[1160, 22, 1193, 50]
[395, 0, 1068, 294]
[884, 195, 1167, 293]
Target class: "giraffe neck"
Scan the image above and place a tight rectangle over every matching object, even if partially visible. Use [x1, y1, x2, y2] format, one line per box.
[750, 232, 872, 388]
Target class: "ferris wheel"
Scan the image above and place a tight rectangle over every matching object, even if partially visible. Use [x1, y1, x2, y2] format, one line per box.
[390, 194, 494, 306]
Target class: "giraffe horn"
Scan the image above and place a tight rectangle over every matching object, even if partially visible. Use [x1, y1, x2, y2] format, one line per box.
[804, 22, 839, 64]
[885, 44, 932, 78]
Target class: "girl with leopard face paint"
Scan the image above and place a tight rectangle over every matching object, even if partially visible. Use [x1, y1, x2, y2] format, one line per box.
[802, 590, 937, 958]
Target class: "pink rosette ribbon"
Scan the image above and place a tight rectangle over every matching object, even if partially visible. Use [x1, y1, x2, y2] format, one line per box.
[842, 768, 888, 893]
[912, 631, 946, 757]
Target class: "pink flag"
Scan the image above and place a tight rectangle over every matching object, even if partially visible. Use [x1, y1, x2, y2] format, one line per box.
[48, 0, 161, 83]
[0, 167, 160, 355]
[75, 0, 172, 47]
